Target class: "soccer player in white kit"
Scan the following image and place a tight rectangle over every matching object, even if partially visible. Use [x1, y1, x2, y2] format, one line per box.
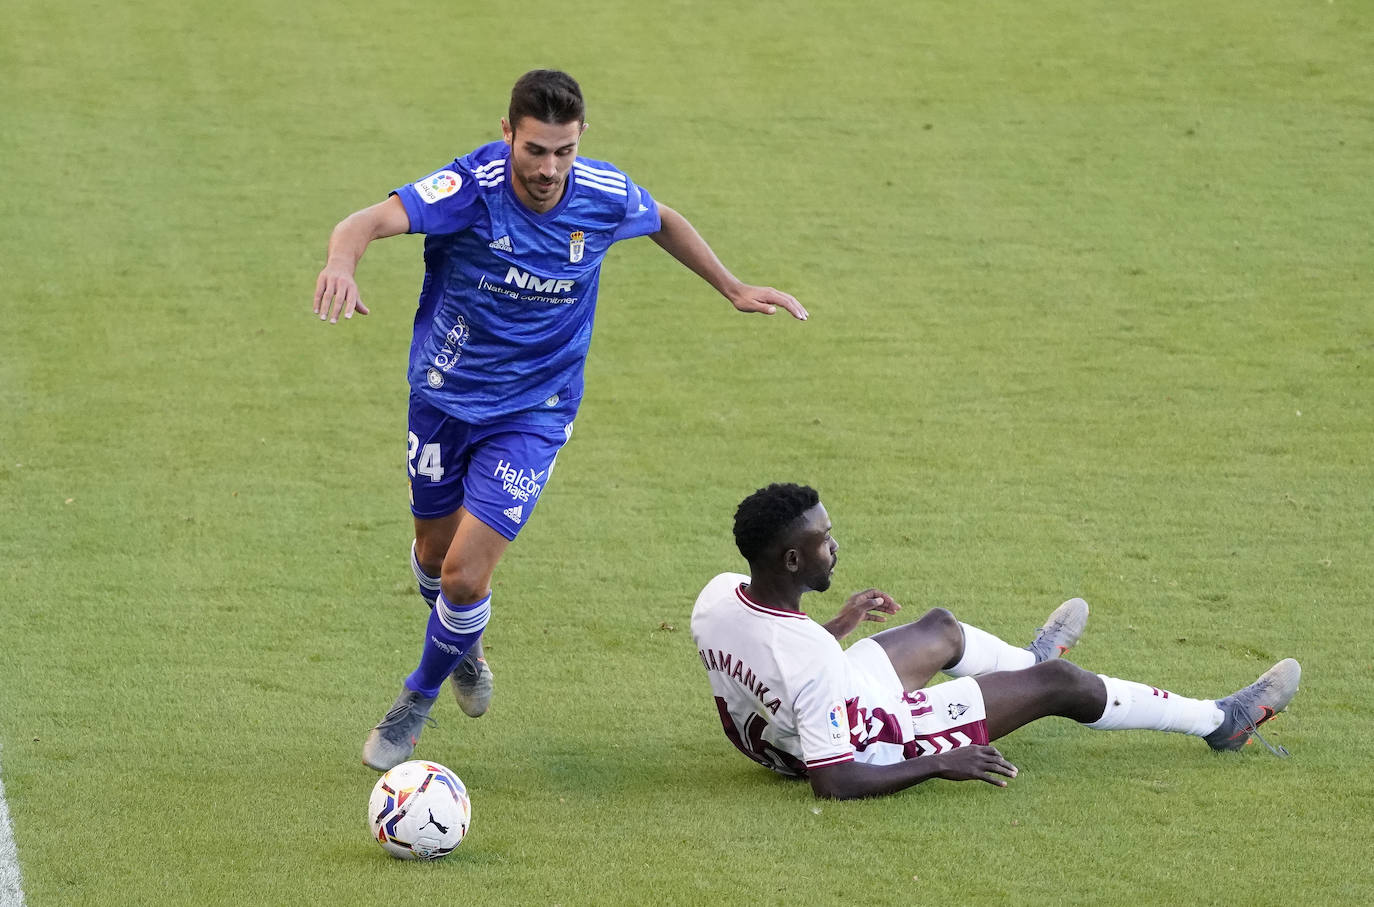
[691, 483, 1302, 799]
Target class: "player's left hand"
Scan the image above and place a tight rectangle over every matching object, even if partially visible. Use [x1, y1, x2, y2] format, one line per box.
[824, 588, 901, 639]
[728, 285, 808, 321]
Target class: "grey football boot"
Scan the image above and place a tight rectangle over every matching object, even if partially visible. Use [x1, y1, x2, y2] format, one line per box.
[1204, 658, 1301, 754]
[362, 687, 438, 771]
[1026, 598, 1090, 663]
[449, 639, 494, 718]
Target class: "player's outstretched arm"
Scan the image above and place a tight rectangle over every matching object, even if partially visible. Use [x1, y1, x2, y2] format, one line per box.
[649, 204, 808, 321]
[312, 194, 411, 324]
[808, 746, 1017, 800]
[822, 588, 901, 640]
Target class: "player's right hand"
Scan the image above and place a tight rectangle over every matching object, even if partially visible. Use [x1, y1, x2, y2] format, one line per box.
[313, 266, 370, 324]
[727, 284, 808, 321]
[936, 745, 1018, 787]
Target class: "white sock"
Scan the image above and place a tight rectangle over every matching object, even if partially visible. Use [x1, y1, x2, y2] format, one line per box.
[411, 540, 441, 607]
[1085, 675, 1224, 736]
[946, 623, 1037, 676]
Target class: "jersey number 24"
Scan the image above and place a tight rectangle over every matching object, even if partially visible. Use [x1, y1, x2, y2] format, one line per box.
[407, 433, 444, 482]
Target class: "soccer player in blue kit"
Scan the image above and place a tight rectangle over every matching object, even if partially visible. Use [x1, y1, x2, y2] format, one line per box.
[312, 70, 808, 771]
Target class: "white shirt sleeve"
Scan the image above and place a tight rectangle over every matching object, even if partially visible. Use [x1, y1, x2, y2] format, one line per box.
[787, 637, 855, 770]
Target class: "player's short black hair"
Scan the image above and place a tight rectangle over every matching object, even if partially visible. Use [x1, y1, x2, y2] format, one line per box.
[733, 483, 820, 565]
[509, 69, 585, 127]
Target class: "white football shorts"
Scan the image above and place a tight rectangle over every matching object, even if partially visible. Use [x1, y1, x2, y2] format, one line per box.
[844, 637, 991, 764]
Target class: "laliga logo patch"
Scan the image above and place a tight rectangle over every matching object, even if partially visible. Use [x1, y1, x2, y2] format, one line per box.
[569, 230, 584, 263]
[417, 170, 461, 204]
[426, 368, 444, 388]
[828, 703, 846, 741]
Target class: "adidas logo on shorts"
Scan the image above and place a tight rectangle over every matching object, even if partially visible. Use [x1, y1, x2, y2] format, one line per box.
[503, 504, 523, 524]
[489, 235, 513, 252]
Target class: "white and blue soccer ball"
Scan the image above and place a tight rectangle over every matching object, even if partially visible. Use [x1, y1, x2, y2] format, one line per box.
[368, 760, 471, 860]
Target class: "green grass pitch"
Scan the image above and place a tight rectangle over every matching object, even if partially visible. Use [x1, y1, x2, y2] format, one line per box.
[3, 0, 1372, 904]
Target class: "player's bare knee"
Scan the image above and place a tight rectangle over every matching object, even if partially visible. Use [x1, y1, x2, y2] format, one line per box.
[414, 542, 446, 577]
[1029, 658, 1105, 721]
[917, 607, 960, 636]
[917, 607, 963, 651]
[1039, 657, 1078, 679]
[1035, 658, 1095, 694]
[439, 563, 489, 605]
[413, 531, 451, 575]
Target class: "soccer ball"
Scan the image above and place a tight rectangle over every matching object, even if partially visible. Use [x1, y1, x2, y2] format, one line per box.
[368, 760, 471, 860]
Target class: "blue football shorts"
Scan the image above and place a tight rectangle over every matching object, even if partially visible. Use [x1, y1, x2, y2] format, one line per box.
[406, 392, 575, 540]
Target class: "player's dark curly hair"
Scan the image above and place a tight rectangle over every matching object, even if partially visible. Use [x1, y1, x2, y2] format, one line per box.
[733, 483, 820, 564]
[509, 69, 585, 126]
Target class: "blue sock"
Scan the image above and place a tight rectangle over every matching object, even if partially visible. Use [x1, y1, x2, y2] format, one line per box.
[410, 540, 441, 608]
[405, 591, 491, 698]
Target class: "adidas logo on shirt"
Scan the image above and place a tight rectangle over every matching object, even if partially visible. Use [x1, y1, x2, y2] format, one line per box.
[489, 235, 513, 252]
[503, 504, 523, 524]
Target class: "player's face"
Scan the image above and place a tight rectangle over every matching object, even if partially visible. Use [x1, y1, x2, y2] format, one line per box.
[502, 116, 586, 214]
[790, 503, 839, 593]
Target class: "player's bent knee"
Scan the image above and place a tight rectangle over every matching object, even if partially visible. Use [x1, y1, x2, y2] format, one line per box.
[439, 563, 492, 605]
[918, 607, 960, 633]
[917, 608, 963, 648]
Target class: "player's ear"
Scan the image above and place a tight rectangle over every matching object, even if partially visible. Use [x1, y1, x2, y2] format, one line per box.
[579, 121, 588, 137]
[782, 546, 800, 574]
[500, 117, 514, 145]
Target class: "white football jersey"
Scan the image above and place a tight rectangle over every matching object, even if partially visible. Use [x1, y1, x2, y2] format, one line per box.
[691, 573, 865, 776]
[691, 573, 988, 777]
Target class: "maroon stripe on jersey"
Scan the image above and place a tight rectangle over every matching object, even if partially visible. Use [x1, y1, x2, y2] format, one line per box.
[848, 702, 905, 752]
[805, 753, 854, 770]
[735, 584, 808, 619]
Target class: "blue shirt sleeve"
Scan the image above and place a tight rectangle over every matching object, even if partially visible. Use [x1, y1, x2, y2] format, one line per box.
[611, 180, 661, 242]
[391, 165, 482, 235]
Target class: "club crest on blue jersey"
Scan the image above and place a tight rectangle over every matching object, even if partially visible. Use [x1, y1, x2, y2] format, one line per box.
[417, 171, 461, 204]
[569, 230, 584, 263]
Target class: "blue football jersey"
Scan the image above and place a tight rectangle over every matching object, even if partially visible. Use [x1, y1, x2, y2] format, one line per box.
[392, 141, 662, 425]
